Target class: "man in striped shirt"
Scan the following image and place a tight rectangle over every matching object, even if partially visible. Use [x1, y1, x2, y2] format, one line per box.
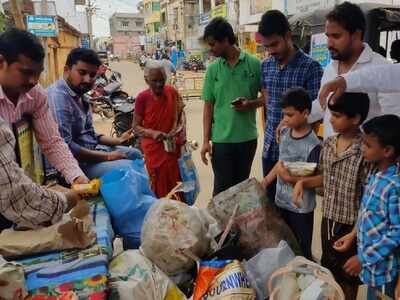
[0, 28, 88, 184]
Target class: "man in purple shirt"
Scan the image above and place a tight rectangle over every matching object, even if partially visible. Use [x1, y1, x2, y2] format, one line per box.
[48, 48, 142, 179]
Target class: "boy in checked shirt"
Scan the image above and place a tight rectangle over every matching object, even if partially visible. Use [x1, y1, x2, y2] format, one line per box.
[293, 92, 371, 300]
[333, 115, 400, 300]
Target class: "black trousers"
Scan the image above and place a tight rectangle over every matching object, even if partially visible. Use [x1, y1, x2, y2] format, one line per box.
[262, 154, 278, 201]
[321, 217, 361, 285]
[211, 139, 257, 196]
[280, 208, 314, 260]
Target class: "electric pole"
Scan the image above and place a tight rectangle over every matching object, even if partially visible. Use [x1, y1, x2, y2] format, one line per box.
[86, 0, 96, 48]
[10, 0, 25, 29]
[40, 0, 49, 83]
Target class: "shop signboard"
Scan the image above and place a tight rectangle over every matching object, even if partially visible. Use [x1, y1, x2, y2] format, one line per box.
[212, 4, 227, 18]
[81, 36, 90, 49]
[26, 15, 58, 37]
[285, 0, 335, 15]
[250, 0, 271, 15]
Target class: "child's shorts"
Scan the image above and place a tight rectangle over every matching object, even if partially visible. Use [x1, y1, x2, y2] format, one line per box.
[320, 217, 362, 285]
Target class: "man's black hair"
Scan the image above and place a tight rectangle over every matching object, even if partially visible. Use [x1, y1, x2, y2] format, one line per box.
[0, 28, 44, 63]
[326, 2, 366, 39]
[203, 17, 236, 44]
[281, 87, 312, 112]
[328, 92, 370, 124]
[66, 48, 102, 68]
[258, 10, 290, 38]
[362, 115, 400, 156]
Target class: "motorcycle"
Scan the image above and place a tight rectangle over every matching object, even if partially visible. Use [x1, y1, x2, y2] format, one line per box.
[182, 57, 205, 72]
[85, 70, 140, 148]
[87, 70, 126, 118]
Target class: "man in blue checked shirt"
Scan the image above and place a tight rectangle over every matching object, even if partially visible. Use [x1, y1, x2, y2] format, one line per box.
[48, 48, 142, 179]
[334, 115, 400, 300]
[257, 10, 323, 201]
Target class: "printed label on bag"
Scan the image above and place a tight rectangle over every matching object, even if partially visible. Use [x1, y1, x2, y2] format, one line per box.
[201, 261, 255, 300]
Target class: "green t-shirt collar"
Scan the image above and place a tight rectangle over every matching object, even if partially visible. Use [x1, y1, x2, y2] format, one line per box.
[220, 50, 246, 65]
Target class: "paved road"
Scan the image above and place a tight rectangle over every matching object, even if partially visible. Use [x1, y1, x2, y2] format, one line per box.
[96, 60, 264, 207]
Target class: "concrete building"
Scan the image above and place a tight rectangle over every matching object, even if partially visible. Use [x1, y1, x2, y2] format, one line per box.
[143, 0, 161, 52]
[196, 0, 239, 57]
[160, 0, 200, 53]
[109, 12, 145, 58]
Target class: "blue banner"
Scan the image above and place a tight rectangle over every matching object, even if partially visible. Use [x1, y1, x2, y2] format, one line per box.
[26, 15, 58, 37]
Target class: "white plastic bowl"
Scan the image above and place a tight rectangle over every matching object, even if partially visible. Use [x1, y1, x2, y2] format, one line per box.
[283, 161, 317, 177]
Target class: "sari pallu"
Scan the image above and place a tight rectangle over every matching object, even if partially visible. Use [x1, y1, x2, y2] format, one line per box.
[140, 85, 185, 198]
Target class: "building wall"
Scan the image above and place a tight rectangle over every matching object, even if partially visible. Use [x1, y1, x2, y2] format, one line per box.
[41, 26, 81, 87]
[112, 34, 142, 58]
[144, 0, 161, 51]
[109, 13, 145, 56]
[159, 0, 200, 51]
[239, 0, 271, 25]
[54, 0, 88, 34]
[110, 13, 145, 36]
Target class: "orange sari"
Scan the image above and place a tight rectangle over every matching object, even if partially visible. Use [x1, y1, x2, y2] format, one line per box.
[141, 85, 184, 198]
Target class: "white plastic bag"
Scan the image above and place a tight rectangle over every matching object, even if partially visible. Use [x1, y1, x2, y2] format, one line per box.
[0, 256, 28, 300]
[244, 241, 295, 299]
[140, 199, 220, 275]
[109, 250, 187, 300]
[268, 257, 345, 300]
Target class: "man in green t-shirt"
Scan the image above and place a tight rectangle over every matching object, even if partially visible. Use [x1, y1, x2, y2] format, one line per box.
[201, 17, 264, 196]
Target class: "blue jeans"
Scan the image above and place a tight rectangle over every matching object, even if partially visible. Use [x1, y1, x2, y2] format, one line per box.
[367, 279, 397, 300]
[81, 145, 142, 179]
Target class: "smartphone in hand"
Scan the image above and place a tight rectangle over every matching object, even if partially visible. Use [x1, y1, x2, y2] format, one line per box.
[231, 97, 245, 107]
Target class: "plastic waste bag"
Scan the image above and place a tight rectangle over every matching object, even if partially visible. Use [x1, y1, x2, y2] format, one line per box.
[268, 257, 345, 300]
[100, 160, 156, 248]
[140, 199, 220, 275]
[193, 260, 256, 300]
[109, 250, 187, 300]
[244, 241, 295, 299]
[207, 178, 300, 258]
[178, 151, 200, 205]
[0, 256, 27, 300]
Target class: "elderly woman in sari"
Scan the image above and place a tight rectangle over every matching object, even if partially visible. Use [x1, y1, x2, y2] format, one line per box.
[134, 60, 186, 198]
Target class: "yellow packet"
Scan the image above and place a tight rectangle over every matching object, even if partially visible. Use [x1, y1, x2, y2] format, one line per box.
[72, 179, 101, 196]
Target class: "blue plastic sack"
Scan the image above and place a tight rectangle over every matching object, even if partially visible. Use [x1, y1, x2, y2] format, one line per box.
[100, 160, 156, 249]
[178, 152, 200, 205]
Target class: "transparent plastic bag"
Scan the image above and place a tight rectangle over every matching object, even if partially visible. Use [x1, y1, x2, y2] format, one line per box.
[140, 199, 220, 275]
[178, 151, 200, 205]
[244, 241, 295, 299]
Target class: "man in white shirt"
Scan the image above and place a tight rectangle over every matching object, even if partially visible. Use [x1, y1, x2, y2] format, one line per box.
[319, 64, 400, 103]
[308, 2, 400, 139]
